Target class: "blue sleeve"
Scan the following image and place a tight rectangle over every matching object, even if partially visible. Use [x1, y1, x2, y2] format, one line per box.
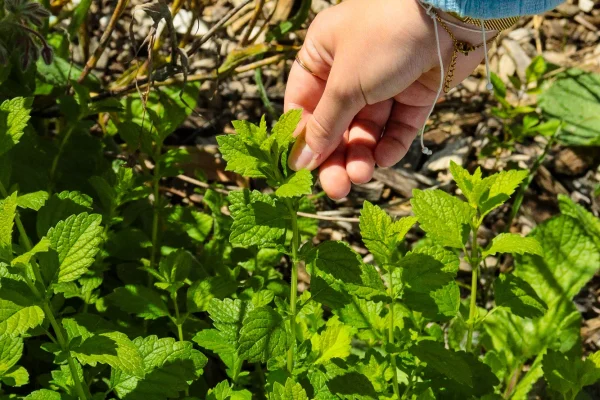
[423, 0, 564, 19]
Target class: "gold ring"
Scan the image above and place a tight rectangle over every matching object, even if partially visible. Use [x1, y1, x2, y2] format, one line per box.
[295, 54, 317, 77]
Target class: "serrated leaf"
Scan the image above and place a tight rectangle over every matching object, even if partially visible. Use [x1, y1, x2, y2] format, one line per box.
[395, 252, 456, 294]
[0, 335, 22, 375]
[336, 298, 384, 332]
[404, 281, 461, 321]
[1, 364, 28, 386]
[314, 241, 363, 285]
[558, 194, 600, 246]
[24, 389, 65, 400]
[216, 134, 267, 178]
[0, 305, 44, 336]
[187, 276, 238, 313]
[110, 335, 207, 400]
[232, 118, 268, 143]
[47, 213, 103, 283]
[106, 285, 169, 320]
[494, 274, 547, 318]
[16, 191, 49, 211]
[228, 190, 286, 247]
[312, 318, 352, 365]
[70, 329, 145, 378]
[36, 191, 93, 238]
[158, 249, 195, 285]
[271, 109, 302, 150]
[449, 161, 483, 208]
[0, 193, 17, 261]
[276, 169, 313, 198]
[412, 189, 474, 249]
[482, 233, 543, 258]
[0, 97, 32, 157]
[411, 341, 499, 396]
[238, 306, 287, 363]
[542, 349, 600, 399]
[272, 378, 309, 400]
[326, 370, 378, 400]
[359, 201, 417, 264]
[479, 170, 528, 216]
[11, 237, 50, 268]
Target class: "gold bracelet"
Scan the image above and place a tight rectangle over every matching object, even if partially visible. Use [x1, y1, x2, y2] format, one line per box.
[448, 12, 520, 31]
[431, 10, 497, 93]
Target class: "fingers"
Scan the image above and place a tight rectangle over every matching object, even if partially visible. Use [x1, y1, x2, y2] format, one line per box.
[375, 101, 430, 168]
[346, 100, 393, 184]
[318, 132, 351, 200]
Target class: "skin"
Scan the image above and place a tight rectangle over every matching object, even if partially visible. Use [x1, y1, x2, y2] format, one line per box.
[284, 0, 497, 199]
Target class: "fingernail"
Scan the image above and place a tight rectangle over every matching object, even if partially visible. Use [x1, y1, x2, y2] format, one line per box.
[289, 140, 319, 170]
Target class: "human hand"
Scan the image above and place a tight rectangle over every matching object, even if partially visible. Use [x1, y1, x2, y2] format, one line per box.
[284, 0, 495, 199]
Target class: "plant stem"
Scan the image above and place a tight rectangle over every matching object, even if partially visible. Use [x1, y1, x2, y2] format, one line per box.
[466, 224, 481, 352]
[49, 126, 75, 194]
[285, 199, 300, 373]
[149, 145, 162, 282]
[43, 302, 89, 400]
[172, 293, 184, 342]
[388, 267, 401, 400]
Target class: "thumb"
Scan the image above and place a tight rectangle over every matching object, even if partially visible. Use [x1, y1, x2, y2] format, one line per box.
[288, 64, 365, 171]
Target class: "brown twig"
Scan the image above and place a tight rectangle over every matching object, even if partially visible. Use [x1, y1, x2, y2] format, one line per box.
[78, 0, 128, 83]
[239, 0, 266, 47]
[186, 0, 253, 57]
[90, 53, 289, 101]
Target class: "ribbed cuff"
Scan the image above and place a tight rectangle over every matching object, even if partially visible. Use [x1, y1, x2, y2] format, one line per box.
[421, 0, 564, 19]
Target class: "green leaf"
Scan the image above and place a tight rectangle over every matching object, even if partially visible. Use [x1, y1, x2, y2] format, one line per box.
[411, 341, 499, 396]
[0, 193, 17, 261]
[186, 276, 238, 313]
[542, 350, 600, 399]
[0, 97, 32, 157]
[276, 169, 313, 198]
[449, 161, 483, 208]
[539, 69, 600, 146]
[395, 252, 456, 294]
[0, 278, 44, 335]
[36, 191, 93, 238]
[216, 134, 268, 178]
[494, 274, 547, 318]
[482, 233, 543, 258]
[411, 189, 474, 249]
[359, 201, 416, 264]
[272, 378, 309, 400]
[16, 191, 49, 211]
[232, 118, 268, 143]
[64, 319, 145, 378]
[238, 306, 287, 363]
[11, 237, 50, 267]
[325, 370, 378, 400]
[1, 364, 28, 386]
[311, 317, 353, 365]
[110, 335, 207, 400]
[526, 55, 547, 84]
[157, 249, 195, 285]
[24, 389, 65, 400]
[484, 214, 600, 387]
[228, 190, 287, 247]
[47, 213, 103, 283]
[314, 241, 364, 285]
[271, 109, 302, 150]
[558, 194, 600, 246]
[0, 335, 22, 375]
[105, 285, 169, 320]
[478, 169, 528, 216]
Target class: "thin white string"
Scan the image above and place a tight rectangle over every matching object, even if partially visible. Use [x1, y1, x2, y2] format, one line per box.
[417, 2, 443, 156]
[481, 20, 493, 91]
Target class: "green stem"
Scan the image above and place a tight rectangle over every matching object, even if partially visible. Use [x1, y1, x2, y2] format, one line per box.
[43, 302, 89, 400]
[172, 293, 184, 342]
[1, 183, 89, 400]
[49, 126, 75, 194]
[388, 267, 401, 400]
[285, 199, 300, 373]
[466, 224, 481, 352]
[148, 144, 163, 285]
